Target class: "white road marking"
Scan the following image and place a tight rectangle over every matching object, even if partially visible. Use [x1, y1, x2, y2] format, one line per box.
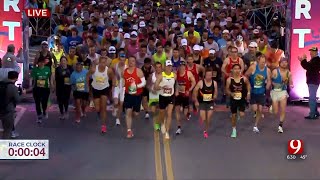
[0, 106, 26, 132]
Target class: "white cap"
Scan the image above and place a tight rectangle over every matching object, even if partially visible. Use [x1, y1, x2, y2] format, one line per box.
[209, 49, 216, 54]
[131, 31, 138, 37]
[257, 26, 262, 29]
[92, 1, 96, 5]
[119, 28, 123, 32]
[196, 13, 202, 19]
[181, 39, 188, 46]
[132, 25, 138, 30]
[122, 13, 128, 19]
[165, 60, 173, 66]
[116, 9, 122, 15]
[253, 29, 260, 34]
[108, 46, 116, 53]
[139, 21, 146, 28]
[237, 35, 243, 41]
[222, 30, 229, 34]
[186, 17, 192, 24]
[171, 22, 178, 29]
[226, 17, 232, 22]
[41, 41, 48, 45]
[193, 44, 203, 51]
[248, 42, 258, 48]
[124, 33, 130, 39]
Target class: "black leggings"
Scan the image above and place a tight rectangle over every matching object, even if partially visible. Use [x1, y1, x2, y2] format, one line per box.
[33, 87, 50, 116]
[56, 86, 71, 114]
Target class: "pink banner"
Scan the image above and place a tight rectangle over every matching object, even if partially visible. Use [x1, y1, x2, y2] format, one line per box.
[0, 0, 24, 58]
[290, 0, 320, 99]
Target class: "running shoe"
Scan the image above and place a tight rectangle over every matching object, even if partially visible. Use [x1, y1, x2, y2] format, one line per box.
[165, 132, 170, 139]
[43, 114, 48, 119]
[36, 116, 42, 123]
[278, 126, 283, 133]
[81, 112, 86, 117]
[75, 119, 81, 123]
[116, 118, 121, 126]
[145, 113, 150, 119]
[176, 128, 182, 135]
[231, 128, 237, 138]
[187, 113, 191, 121]
[203, 131, 208, 138]
[154, 123, 160, 131]
[11, 131, 19, 138]
[161, 123, 166, 134]
[262, 113, 264, 118]
[253, 126, 260, 133]
[127, 129, 134, 138]
[101, 125, 107, 134]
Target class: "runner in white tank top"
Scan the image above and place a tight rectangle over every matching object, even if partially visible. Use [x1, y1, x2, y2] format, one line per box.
[112, 59, 127, 125]
[86, 57, 116, 134]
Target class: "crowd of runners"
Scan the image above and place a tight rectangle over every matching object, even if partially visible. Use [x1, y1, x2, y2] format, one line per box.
[0, 0, 293, 139]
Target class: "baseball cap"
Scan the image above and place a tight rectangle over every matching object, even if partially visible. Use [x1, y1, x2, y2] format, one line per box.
[41, 41, 48, 45]
[108, 46, 116, 54]
[181, 39, 188, 46]
[253, 29, 260, 34]
[171, 22, 178, 29]
[179, 60, 186, 65]
[132, 25, 138, 30]
[193, 44, 203, 51]
[222, 30, 229, 34]
[165, 60, 173, 66]
[309, 47, 318, 51]
[122, 13, 128, 19]
[186, 17, 192, 24]
[209, 49, 216, 54]
[131, 31, 138, 37]
[139, 21, 146, 28]
[226, 17, 232, 22]
[248, 42, 258, 48]
[124, 33, 131, 39]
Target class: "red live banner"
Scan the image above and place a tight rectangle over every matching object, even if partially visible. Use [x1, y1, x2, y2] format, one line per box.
[25, 9, 51, 18]
[0, 0, 23, 58]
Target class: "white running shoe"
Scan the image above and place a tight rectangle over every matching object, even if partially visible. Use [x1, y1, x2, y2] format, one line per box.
[145, 113, 150, 119]
[161, 123, 166, 134]
[253, 126, 260, 133]
[11, 131, 19, 138]
[59, 114, 65, 120]
[176, 128, 182, 135]
[165, 132, 170, 139]
[278, 126, 283, 133]
[36, 116, 42, 123]
[116, 118, 121, 126]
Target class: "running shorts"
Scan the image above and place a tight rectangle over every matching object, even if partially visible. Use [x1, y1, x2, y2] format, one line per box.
[175, 95, 189, 108]
[230, 99, 246, 114]
[159, 95, 174, 110]
[250, 94, 266, 105]
[73, 91, 89, 100]
[92, 87, 110, 99]
[270, 90, 289, 102]
[124, 94, 142, 112]
[199, 102, 214, 111]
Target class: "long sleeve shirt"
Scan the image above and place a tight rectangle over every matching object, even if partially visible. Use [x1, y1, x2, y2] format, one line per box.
[301, 56, 320, 85]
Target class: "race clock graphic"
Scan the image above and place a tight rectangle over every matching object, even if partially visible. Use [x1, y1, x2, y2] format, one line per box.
[0, 140, 49, 160]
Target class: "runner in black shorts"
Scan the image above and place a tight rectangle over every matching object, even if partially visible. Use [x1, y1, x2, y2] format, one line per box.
[154, 60, 177, 139]
[70, 62, 89, 123]
[226, 64, 251, 138]
[193, 67, 218, 138]
[141, 58, 154, 119]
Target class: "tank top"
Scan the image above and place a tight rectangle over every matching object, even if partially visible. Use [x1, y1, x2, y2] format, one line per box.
[115, 63, 127, 88]
[149, 72, 161, 99]
[171, 56, 181, 72]
[187, 64, 199, 83]
[184, 46, 191, 56]
[225, 57, 240, 79]
[52, 50, 64, 64]
[193, 55, 201, 65]
[197, 80, 215, 103]
[177, 70, 191, 97]
[272, 68, 289, 91]
[91, 65, 110, 90]
[153, 52, 167, 66]
[160, 72, 175, 97]
[229, 77, 247, 101]
[142, 65, 153, 82]
[250, 64, 267, 94]
[124, 67, 143, 95]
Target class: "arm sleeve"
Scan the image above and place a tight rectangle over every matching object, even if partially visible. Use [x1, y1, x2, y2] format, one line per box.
[137, 77, 146, 88]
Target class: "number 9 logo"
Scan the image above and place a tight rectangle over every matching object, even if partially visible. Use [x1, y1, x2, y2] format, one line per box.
[289, 140, 303, 154]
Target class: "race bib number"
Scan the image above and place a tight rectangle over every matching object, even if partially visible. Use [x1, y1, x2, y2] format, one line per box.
[179, 85, 186, 93]
[96, 76, 105, 85]
[273, 83, 283, 92]
[76, 82, 85, 91]
[212, 71, 217, 78]
[37, 79, 46, 88]
[233, 92, 242, 100]
[163, 87, 173, 95]
[203, 94, 212, 101]
[64, 77, 70, 85]
[128, 83, 137, 95]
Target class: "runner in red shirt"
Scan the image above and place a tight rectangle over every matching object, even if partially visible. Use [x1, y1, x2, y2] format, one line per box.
[123, 56, 146, 138]
[175, 60, 196, 135]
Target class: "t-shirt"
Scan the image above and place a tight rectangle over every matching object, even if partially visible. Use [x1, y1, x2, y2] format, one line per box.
[67, 55, 79, 66]
[31, 66, 51, 88]
[70, 69, 88, 92]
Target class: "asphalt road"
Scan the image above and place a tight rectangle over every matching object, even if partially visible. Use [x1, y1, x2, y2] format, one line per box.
[0, 104, 320, 180]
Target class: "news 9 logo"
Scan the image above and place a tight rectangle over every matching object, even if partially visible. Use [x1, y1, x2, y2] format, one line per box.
[288, 140, 304, 155]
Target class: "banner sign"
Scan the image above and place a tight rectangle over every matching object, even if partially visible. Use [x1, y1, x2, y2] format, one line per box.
[0, 0, 23, 58]
[290, 0, 320, 99]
